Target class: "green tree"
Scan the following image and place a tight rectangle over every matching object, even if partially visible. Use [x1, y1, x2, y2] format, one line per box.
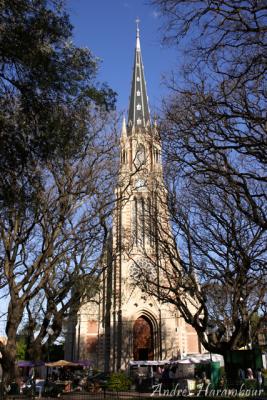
[0, 0, 117, 386]
[16, 338, 26, 361]
[0, 0, 116, 209]
[107, 372, 132, 392]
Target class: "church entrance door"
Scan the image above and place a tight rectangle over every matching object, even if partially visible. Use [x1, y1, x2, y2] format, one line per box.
[133, 316, 154, 360]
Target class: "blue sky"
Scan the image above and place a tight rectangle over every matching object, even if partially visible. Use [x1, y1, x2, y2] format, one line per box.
[0, 0, 182, 332]
[66, 0, 180, 118]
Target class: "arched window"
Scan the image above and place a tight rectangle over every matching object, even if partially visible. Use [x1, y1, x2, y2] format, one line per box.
[141, 197, 145, 246]
[153, 147, 161, 163]
[121, 149, 127, 164]
[150, 196, 157, 247]
[116, 195, 122, 251]
[147, 197, 153, 246]
[133, 196, 147, 247]
[132, 197, 138, 246]
[136, 197, 143, 247]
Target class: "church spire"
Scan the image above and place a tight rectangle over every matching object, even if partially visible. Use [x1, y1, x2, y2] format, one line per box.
[128, 19, 150, 131]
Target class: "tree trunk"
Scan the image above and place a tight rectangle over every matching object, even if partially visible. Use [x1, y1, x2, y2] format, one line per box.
[1, 301, 24, 386]
[0, 341, 18, 389]
[26, 339, 43, 362]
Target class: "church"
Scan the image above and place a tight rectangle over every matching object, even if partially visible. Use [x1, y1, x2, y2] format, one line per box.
[65, 24, 201, 372]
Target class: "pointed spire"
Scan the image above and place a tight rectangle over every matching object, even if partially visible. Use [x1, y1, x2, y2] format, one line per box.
[121, 115, 127, 139]
[127, 20, 150, 131]
[153, 114, 158, 129]
[136, 17, 140, 52]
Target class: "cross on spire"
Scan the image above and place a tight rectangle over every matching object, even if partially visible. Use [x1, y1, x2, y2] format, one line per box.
[135, 17, 140, 32]
[135, 17, 140, 41]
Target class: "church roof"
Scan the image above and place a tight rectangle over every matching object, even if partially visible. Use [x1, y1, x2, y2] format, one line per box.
[128, 20, 150, 130]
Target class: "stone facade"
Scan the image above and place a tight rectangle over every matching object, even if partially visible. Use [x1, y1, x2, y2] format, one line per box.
[65, 25, 201, 371]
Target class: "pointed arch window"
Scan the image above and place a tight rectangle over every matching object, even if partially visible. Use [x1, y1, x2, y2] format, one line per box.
[132, 196, 146, 248]
[141, 197, 145, 247]
[147, 197, 153, 246]
[135, 197, 145, 247]
[121, 149, 127, 164]
[153, 147, 161, 163]
[132, 197, 138, 246]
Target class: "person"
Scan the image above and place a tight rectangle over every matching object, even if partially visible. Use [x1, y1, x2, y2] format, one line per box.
[154, 366, 162, 384]
[169, 366, 177, 390]
[256, 368, 263, 390]
[238, 368, 245, 380]
[29, 367, 35, 382]
[147, 366, 154, 387]
[218, 375, 226, 389]
[246, 368, 254, 380]
[201, 371, 210, 389]
[162, 365, 170, 390]
[28, 367, 36, 392]
[51, 370, 58, 381]
[88, 366, 93, 378]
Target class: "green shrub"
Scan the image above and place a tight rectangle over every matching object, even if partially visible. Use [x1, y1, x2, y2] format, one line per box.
[107, 372, 132, 392]
[243, 379, 257, 390]
[16, 338, 26, 360]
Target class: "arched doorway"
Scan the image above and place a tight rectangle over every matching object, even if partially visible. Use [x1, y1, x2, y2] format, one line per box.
[133, 315, 154, 360]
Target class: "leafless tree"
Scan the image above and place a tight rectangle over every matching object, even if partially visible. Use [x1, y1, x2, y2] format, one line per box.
[129, 0, 267, 356]
[152, 0, 266, 81]
[131, 174, 266, 356]
[0, 110, 119, 385]
[151, 0, 266, 229]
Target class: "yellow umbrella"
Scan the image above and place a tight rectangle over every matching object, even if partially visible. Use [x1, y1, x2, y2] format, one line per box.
[45, 360, 78, 367]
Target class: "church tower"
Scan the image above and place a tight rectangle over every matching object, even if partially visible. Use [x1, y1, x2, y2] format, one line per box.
[111, 21, 165, 369]
[65, 23, 200, 371]
[108, 22, 200, 371]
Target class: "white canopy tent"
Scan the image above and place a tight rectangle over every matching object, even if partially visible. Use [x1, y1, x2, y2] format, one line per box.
[129, 353, 224, 367]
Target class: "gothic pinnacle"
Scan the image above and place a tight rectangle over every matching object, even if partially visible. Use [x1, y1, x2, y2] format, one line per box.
[121, 115, 127, 139]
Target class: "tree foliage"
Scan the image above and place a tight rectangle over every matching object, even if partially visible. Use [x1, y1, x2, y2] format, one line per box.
[0, 0, 116, 208]
[0, 0, 118, 385]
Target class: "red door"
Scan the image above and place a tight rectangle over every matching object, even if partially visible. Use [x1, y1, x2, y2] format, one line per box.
[133, 316, 154, 360]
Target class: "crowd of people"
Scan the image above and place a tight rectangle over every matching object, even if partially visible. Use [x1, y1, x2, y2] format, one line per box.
[238, 367, 264, 389]
[134, 364, 266, 393]
[134, 364, 203, 391]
